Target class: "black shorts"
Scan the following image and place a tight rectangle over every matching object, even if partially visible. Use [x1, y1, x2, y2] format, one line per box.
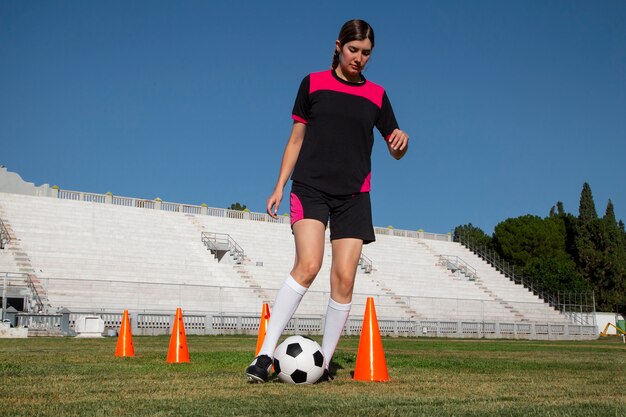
[289, 181, 375, 244]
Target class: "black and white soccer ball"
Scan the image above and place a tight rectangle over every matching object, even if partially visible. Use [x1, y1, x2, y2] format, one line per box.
[273, 335, 325, 384]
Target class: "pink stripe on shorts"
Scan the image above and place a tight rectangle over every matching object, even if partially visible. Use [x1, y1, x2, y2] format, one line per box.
[290, 192, 304, 225]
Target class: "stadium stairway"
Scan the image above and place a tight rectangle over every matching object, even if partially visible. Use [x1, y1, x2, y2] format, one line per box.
[0, 201, 48, 312]
[361, 234, 524, 322]
[421, 239, 571, 324]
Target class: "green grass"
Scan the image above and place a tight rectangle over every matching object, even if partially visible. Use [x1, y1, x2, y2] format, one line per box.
[1, 335, 625, 416]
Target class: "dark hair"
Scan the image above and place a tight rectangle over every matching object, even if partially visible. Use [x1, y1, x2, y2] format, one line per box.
[331, 19, 375, 70]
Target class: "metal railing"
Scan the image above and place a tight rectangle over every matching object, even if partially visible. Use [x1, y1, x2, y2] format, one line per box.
[0, 218, 9, 249]
[438, 255, 477, 281]
[359, 253, 373, 273]
[25, 274, 45, 313]
[7, 308, 597, 340]
[55, 188, 452, 241]
[201, 232, 245, 263]
[9, 274, 598, 323]
[557, 292, 598, 326]
[454, 230, 596, 326]
[1, 272, 45, 314]
[0, 273, 599, 339]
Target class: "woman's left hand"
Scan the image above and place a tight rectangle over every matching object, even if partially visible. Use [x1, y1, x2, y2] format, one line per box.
[386, 128, 409, 159]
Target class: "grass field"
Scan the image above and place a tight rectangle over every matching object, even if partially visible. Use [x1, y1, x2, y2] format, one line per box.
[1, 335, 625, 417]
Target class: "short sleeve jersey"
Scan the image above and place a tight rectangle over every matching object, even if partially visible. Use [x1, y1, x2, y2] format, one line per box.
[291, 69, 399, 195]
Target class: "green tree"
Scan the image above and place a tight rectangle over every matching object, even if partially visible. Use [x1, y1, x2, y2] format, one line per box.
[574, 184, 599, 286]
[493, 215, 564, 267]
[549, 201, 579, 266]
[228, 202, 247, 211]
[578, 182, 597, 223]
[604, 199, 616, 225]
[523, 258, 587, 293]
[549, 201, 566, 218]
[492, 214, 584, 293]
[453, 223, 493, 250]
[598, 199, 626, 309]
[574, 185, 626, 310]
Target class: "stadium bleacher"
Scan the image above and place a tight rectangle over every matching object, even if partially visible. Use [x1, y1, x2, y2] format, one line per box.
[0, 188, 572, 325]
[1, 166, 596, 339]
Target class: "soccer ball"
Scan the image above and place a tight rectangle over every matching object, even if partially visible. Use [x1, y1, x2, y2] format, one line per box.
[273, 335, 325, 384]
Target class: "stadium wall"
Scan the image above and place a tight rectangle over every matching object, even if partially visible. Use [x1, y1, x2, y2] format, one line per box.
[0, 166, 57, 198]
[8, 309, 598, 340]
[595, 312, 625, 335]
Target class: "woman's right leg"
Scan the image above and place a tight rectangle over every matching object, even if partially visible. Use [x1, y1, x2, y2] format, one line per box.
[258, 219, 325, 355]
[290, 219, 327, 286]
[246, 219, 325, 382]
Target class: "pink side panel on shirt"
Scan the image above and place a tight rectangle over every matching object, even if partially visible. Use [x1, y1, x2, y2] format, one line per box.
[292, 114, 308, 124]
[290, 192, 304, 225]
[309, 71, 384, 108]
[360, 172, 372, 192]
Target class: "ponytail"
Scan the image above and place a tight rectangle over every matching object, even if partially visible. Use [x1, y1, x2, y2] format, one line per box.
[331, 50, 340, 70]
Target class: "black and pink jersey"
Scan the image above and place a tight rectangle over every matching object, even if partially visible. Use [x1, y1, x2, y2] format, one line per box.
[291, 69, 399, 195]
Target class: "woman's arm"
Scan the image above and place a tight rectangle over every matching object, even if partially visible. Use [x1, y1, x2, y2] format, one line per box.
[386, 128, 409, 160]
[266, 122, 307, 218]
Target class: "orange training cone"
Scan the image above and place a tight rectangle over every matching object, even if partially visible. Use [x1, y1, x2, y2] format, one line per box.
[115, 310, 135, 357]
[255, 303, 271, 356]
[166, 307, 190, 363]
[353, 297, 389, 381]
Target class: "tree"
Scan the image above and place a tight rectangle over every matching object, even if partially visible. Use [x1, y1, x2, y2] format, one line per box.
[549, 200, 578, 266]
[599, 199, 626, 309]
[549, 201, 565, 218]
[523, 258, 588, 294]
[578, 182, 597, 223]
[492, 214, 584, 293]
[575, 183, 599, 281]
[604, 199, 616, 226]
[493, 215, 563, 266]
[228, 202, 247, 211]
[453, 223, 493, 250]
[574, 187, 626, 310]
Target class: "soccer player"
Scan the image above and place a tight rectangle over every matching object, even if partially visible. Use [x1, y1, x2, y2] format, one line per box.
[246, 19, 409, 383]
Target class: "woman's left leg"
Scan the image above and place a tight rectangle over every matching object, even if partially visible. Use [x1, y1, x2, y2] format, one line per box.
[321, 237, 363, 369]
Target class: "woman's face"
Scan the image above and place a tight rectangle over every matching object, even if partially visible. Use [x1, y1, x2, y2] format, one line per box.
[336, 38, 373, 79]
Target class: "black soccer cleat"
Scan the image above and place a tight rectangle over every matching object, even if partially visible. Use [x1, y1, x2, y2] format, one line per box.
[245, 354, 273, 383]
[316, 368, 334, 383]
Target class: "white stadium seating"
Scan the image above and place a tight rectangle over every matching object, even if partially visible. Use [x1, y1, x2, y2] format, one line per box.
[0, 190, 571, 326]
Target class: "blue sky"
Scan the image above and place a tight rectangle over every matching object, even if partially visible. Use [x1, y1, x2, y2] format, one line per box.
[1, 0, 625, 234]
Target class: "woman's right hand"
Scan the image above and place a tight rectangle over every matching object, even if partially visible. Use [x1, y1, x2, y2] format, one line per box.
[266, 188, 284, 219]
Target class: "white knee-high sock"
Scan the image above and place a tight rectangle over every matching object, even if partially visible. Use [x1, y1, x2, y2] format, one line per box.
[258, 275, 308, 358]
[321, 298, 352, 369]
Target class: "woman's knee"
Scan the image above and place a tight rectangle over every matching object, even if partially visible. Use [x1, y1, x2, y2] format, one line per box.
[292, 260, 322, 284]
[336, 277, 355, 295]
[331, 280, 355, 303]
[331, 269, 356, 296]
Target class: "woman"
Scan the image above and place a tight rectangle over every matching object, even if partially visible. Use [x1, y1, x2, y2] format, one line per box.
[246, 19, 409, 383]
